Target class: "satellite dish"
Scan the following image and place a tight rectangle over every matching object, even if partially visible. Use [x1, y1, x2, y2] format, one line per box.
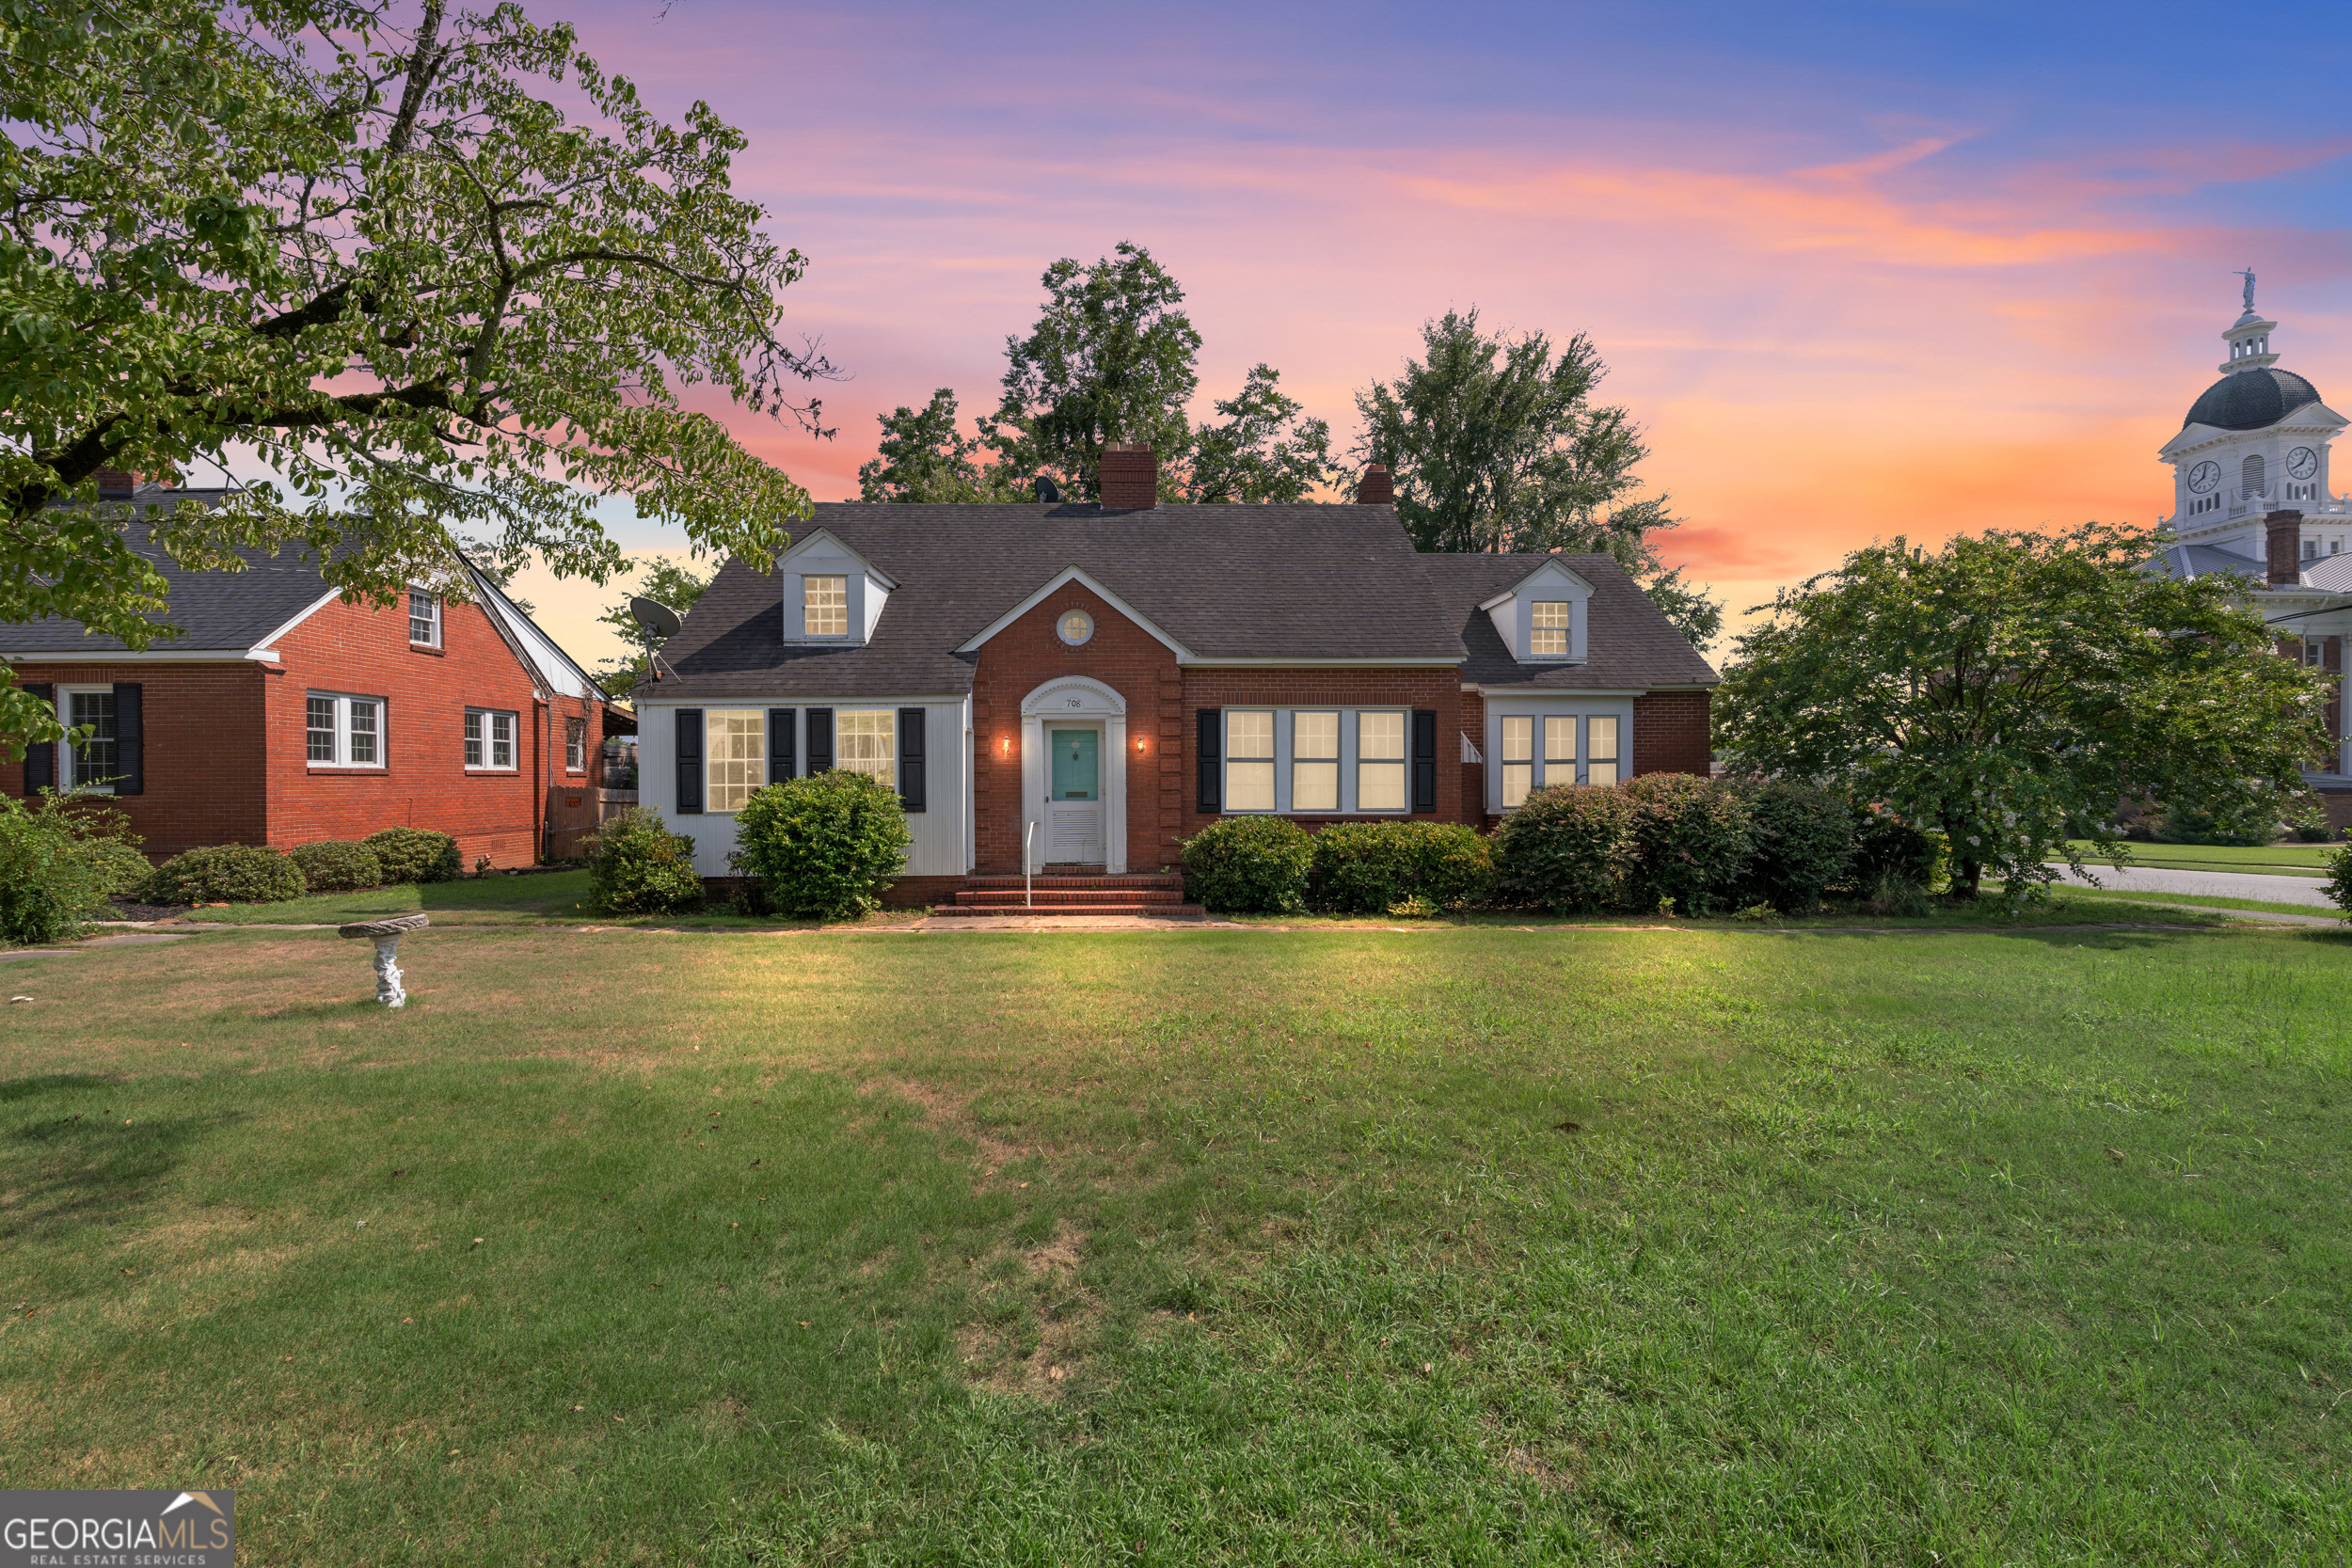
[628, 596, 682, 640]
[1034, 476, 1063, 504]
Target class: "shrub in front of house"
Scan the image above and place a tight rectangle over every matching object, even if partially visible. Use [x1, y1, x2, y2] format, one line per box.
[2287, 794, 2338, 844]
[1308, 821, 1493, 914]
[0, 794, 115, 942]
[1494, 784, 1636, 914]
[142, 844, 308, 904]
[586, 808, 705, 915]
[1181, 816, 1313, 914]
[729, 772, 912, 920]
[291, 840, 385, 893]
[1616, 773, 1753, 917]
[73, 835, 157, 901]
[1844, 808, 1945, 895]
[1731, 778, 1854, 913]
[362, 827, 462, 883]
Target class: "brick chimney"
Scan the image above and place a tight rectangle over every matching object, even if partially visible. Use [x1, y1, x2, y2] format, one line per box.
[93, 467, 135, 499]
[1356, 465, 1394, 505]
[2266, 508, 2304, 585]
[1099, 443, 1157, 510]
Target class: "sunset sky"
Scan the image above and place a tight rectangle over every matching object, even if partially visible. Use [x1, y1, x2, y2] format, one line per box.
[508, 0, 2352, 668]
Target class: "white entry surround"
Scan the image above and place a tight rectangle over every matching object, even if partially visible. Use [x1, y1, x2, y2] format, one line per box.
[1021, 676, 1127, 872]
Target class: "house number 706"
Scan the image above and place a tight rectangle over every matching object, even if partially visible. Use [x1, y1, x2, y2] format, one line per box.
[1066, 698, 1083, 707]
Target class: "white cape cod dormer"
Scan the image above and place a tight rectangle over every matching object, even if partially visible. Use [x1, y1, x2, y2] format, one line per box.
[1479, 558, 1595, 664]
[780, 530, 898, 645]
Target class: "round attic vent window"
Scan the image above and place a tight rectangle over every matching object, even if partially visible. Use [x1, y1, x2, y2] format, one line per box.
[1057, 609, 1094, 646]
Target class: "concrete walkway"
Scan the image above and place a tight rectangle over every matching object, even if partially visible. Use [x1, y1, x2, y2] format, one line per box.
[2047, 862, 2336, 908]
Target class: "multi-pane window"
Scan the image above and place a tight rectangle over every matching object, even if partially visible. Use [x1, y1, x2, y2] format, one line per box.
[2304, 640, 2328, 669]
[307, 692, 386, 768]
[565, 717, 587, 772]
[1292, 711, 1339, 813]
[1543, 717, 1577, 786]
[1357, 712, 1406, 811]
[1530, 601, 1571, 657]
[1226, 710, 1276, 812]
[408, 590, 441, 646]
[1500, 717, 1533, 809]
[803, 576, 848, 637]
[465, 708, 516, 770]
[1587, 716, 1620, 786]
[704, 709, 765, 810]
[836, 709, 897, 787]
[65, 690, 118, 789]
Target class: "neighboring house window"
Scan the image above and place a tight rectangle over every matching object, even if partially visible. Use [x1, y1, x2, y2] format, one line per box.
[1587, 716, 1620, 785]
[1226, 710, 1276, 812]
[705, 708, 765, 810]
[60, 689, 118, 790]
[408, 590, 442, 646]
[565, 717, 587, 772]
[835, 709, 896, 786]
[2305, 641, 2327, 669]
[1357, 712, 1406, 811]
[1500, 717, 1533, 809]
[803, 576, 848, 637]
[306, 691, 386, 768]
[1292, 711, 1339, 813]
[1530, 601, 1571, 657]
[465, 708, 516, 770]
[1544, 717, 1577, 787]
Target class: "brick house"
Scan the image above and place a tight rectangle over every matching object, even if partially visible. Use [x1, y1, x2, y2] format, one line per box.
[3, 480, 624, 867]
[638, 450, 1718, 912]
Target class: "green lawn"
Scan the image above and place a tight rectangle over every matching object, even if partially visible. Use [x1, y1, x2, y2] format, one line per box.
[4, 924, 2347, 1563]
[2031, 883, 2342, 921]
[143, 869, 917, 930]
[2062, 839, 2344, 879]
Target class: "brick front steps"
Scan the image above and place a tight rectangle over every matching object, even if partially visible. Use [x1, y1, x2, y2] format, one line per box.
[931, 872, 1206, 920]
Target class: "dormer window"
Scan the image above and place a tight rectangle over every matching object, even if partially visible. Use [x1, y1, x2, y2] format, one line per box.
[803, 576, 848, 637]
[1530, 602, 1570, 657]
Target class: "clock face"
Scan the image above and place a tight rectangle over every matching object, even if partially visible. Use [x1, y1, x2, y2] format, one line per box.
[2186, 460, 2221, 495]
[2288, 446, 2319, 480]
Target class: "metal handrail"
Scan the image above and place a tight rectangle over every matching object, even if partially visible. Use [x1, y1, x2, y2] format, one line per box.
[1025, 819, 1037, 908]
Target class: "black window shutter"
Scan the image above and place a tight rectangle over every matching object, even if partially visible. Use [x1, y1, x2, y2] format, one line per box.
[675, 708, 703, 814]
[113, 682, 144, 796]
[769, 707, 796, 784]
[1196, 708, 1219, 814]
[23, 684, 55, 794]
[897, 707, 927, 813]
[806, 707, 834, 773]
[1412, 708, 1438, 814]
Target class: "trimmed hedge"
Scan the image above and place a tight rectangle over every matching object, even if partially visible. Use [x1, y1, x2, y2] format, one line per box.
[1495, 784, 1635, 914]
[1617, 773, 1753, 917]
[1181, 816, 1312, 914]
[143, 844, 308, 904]
[1309, 820, 1493, 914]
[363, 827, 462, 884]
[291, 840, 384, 893]
[729, 772, 912, 920]
[73, 835, 156, 900]
[1734, 779, 1854, 913]
[586, 809, 705, 915]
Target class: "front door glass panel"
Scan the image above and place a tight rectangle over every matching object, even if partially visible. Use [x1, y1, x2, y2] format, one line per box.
[1050, 728, 1099, 800]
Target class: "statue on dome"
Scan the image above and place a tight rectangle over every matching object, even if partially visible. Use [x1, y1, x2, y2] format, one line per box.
[2237, 267, 2257, 311]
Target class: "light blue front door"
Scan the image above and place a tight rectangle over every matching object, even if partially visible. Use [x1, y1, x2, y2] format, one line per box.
[1050, 728, 1099, 800]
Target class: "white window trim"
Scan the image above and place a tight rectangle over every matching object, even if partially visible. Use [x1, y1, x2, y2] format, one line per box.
[56, 685, 121, 793]
[305, 690, 388, 770]
[564, 716, 588, 773]
[465, 707, 518, 771]
[704, 707, 767, 812]
[408, 588, 443, 648]
[1221, 705, 1413, 816]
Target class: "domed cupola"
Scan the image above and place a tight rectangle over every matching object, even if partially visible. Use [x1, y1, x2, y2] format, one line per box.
[2184, 366, 2325, 432]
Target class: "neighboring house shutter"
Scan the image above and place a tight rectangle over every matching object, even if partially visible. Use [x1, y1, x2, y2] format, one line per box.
[113, 683, 144, 796]
[898, 707, 927, 813]
[675, 708, 703, 814]
[22, 684, 54, 794]
[805, 708, 834, 774]
[769, 708, 796, 783]
[1411, 709, 1437, 814]
[1196, 708, 1219, 814]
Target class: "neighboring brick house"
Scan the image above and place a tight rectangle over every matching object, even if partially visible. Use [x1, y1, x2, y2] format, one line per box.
[3, 481, 623, 867]
[638, 449, 1719, 911]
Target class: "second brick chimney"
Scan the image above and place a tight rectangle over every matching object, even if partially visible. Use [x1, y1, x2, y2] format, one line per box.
[2266, 508, 2305, 585]
[1099, 443, 1157, 510]
[1356, 465, 1395, 505]
[94, 467, 136, 499]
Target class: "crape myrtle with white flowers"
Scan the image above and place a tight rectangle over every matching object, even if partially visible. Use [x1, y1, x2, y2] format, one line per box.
[1715, 522, 2330, 902]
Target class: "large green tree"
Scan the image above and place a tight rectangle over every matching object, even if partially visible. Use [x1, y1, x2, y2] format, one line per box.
[592, 555, 710, 698]
[1, 0, 829, 752]
[1353, 309, 1720, 648]
[1715, 523, 2330, 900]
[856, 389, 1027, 504]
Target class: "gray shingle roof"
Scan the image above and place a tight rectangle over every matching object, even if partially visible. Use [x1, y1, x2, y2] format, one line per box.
[1420, 553, 1721, 690]
[0, 508, 341, 654]
[652, 502, 1467, 699]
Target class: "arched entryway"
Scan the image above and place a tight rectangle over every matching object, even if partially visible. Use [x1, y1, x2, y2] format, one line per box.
[1019, 676, 1127, 872]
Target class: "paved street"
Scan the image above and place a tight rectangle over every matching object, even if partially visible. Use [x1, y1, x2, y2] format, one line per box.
[2047, 862, 2336, 908]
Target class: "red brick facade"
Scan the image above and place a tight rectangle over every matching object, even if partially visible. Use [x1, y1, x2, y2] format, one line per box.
[1631, 689, 1714, 779]
[7, 593, 606, 868]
